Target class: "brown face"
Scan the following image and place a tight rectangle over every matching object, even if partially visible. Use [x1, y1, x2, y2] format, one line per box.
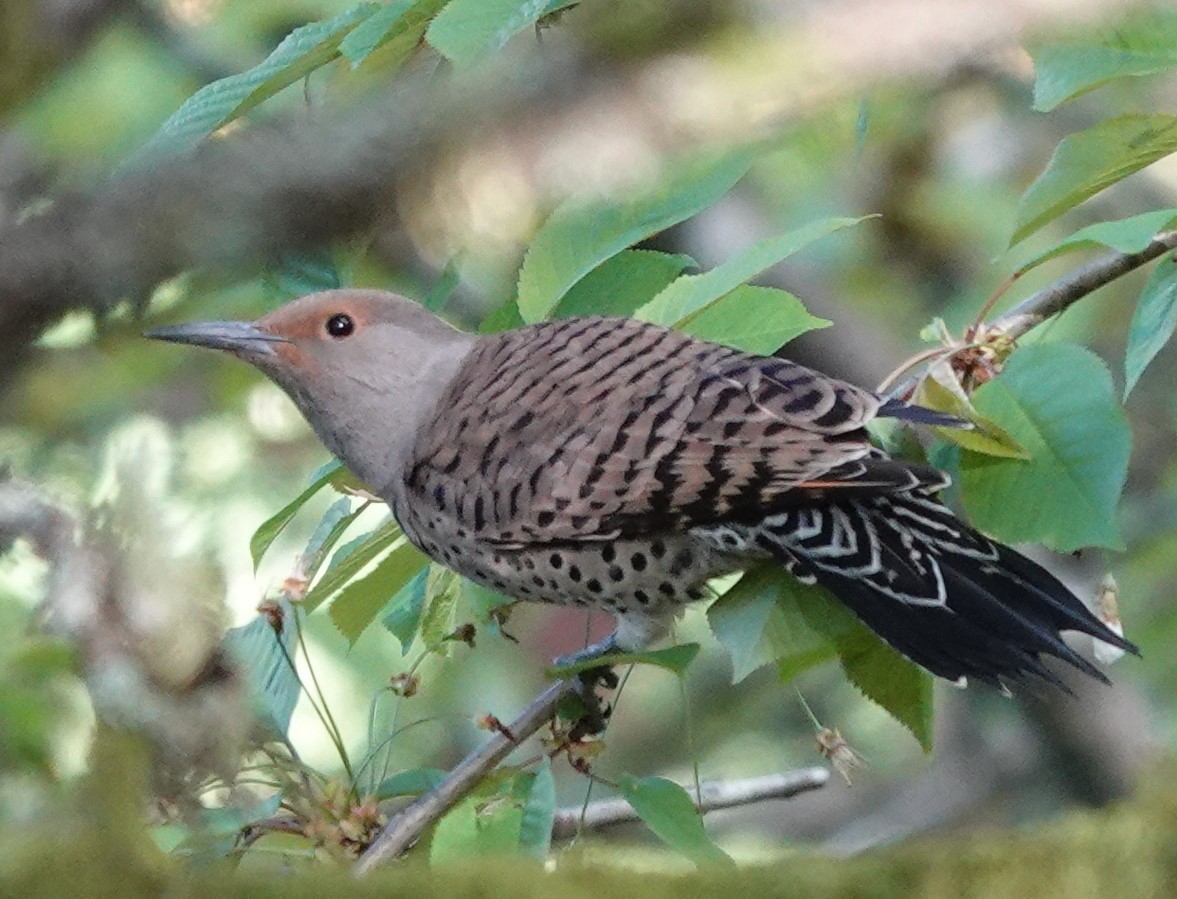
[144, 289, 406, 368]
[250, 292, 380, 372]
[255, 292, 376, 343]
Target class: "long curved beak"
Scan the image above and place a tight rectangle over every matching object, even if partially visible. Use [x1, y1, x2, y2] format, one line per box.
[143, 320, 288, 356]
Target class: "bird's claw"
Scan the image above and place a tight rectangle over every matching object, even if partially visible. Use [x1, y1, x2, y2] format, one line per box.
[567, 666, 616, 740]
[553, 635, 622, 738]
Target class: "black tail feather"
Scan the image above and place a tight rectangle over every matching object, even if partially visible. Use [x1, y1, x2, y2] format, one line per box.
[877, 397, 971, 429]
[759, 493, 1136, 690]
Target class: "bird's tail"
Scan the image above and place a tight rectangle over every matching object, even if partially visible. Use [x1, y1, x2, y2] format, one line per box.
[752, 492, 1137, 688]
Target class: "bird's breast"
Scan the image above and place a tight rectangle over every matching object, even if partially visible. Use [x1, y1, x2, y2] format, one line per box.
[394, 495, 744, 614]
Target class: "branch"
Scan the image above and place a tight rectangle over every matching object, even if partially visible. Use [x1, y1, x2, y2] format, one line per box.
[550, 769, 830, 841]
[354, 677, 580, 875]
[884, 230, 1177, 397]
[989, 231, 1177, 341]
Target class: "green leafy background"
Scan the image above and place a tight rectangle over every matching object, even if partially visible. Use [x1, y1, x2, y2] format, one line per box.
[3, 0, 1177, 885]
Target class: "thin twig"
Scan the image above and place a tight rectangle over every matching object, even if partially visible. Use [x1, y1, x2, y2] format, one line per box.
[551, 769, 831, 841]
[353, 677, 579, 875]
[987, 231, 1177, 341]
[887, 230, 1177, 400]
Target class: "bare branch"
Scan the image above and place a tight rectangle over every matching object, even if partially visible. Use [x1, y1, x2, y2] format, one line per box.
[989, 231, 1177, 341]
[354, 677, 580, 874]
[550, 768, 831, 841]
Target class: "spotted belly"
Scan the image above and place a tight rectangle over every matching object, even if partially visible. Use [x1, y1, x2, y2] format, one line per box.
[398, 509, 742, 614]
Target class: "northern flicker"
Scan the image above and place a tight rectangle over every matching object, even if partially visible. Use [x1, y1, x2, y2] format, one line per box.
[147, 289, 1135, 689]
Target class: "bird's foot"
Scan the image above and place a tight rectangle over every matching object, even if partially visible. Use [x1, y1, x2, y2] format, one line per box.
[554, 634, 622, 739]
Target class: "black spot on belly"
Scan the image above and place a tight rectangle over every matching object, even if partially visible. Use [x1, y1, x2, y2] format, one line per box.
[532, 575, 545, 588]
[586, 578, 603, 594]
[634, 590, 649, 604]
[568, 565, 582, 583]
[650, 541, 667, 559]
[669, 549, 693, 577]
[607, 565, 624, 582]
[601, 545, 616, 563]
[658, 582, 676, 597]
[631, 552, 647, 572]
[549, 553, 563, 569]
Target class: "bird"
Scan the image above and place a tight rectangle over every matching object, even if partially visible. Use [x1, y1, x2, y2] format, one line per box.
[146, 288, 1135, 691]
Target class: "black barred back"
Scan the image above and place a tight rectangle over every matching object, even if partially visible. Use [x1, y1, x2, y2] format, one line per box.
[408, 316, 893, 547]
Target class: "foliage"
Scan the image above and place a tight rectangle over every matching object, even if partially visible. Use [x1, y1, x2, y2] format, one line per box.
[4, 0, 1177, 885]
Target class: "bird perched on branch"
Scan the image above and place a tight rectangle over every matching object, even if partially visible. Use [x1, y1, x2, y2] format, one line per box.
[147, 289, 1134, 691]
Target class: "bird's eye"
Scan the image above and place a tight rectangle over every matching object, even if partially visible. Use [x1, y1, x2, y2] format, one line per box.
[325, 313, 355, 338]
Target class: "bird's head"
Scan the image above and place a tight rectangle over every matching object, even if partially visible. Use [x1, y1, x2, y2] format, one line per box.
[146, 288, 477, 491]
[146, 288, 462, 373]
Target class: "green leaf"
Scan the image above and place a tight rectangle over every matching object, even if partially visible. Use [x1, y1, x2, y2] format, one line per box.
[517, 758, 555, 859]
[339, 0, 448, 68]
[478, 296, 527, 333]
[792, 586, 934, 751]
[516, 150, 752, 322]
[676, 284, 830, 354]
[961, 344, 1131, 551]
[1032, 11, 1177, 111]
[303, 517, 404, 612]
[430, 792, 524, 864]
[424, 258, 462, 311]
[1011, 115, 1177, 246]
[265, 249, 342, 299]
[709, 565, 930, 748]
[707, 573, 777, 681]
[707, 566, 836, 683]
[419, 566, 462, 652]
[912, 364, 1027, 459]
[427, 0, 550, 68]
[617, 775, 733, 868]
[131, 5, 379, 164]
[1013, 208, 1177, 276]
[222, 599, 301, 739]
[302, 498, 366, 581]
[181, 793, 284, 863]
[247, 461, 356, 570]
[835, 624, 934, 753]
[1125, 255, 1177, 398]
[551, 250, 696, 319]
[546, 643, 700, 679]
[374, 767, 446, 799]
[382, 568, 430, 652]
[328, 540, 429, 645]
[461, 580, 515, 640]
[636, 215, 873, 327]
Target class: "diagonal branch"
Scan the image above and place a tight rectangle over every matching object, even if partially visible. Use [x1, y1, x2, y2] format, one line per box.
[884, 230, 1177, 397]
[354, 677, 579, 875]
[989, 231, 1177, 341]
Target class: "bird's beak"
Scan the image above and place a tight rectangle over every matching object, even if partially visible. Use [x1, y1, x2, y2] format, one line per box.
[143, 320, 288, 356]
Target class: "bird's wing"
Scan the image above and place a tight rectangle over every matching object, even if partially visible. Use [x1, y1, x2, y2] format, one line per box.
[408, 316, 943, 546]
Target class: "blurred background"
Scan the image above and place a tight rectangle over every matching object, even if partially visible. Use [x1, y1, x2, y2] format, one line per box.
[0, 0, 1174, 874]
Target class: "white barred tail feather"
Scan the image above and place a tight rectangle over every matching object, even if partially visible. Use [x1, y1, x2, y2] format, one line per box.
[754, 492, 1138, 688]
